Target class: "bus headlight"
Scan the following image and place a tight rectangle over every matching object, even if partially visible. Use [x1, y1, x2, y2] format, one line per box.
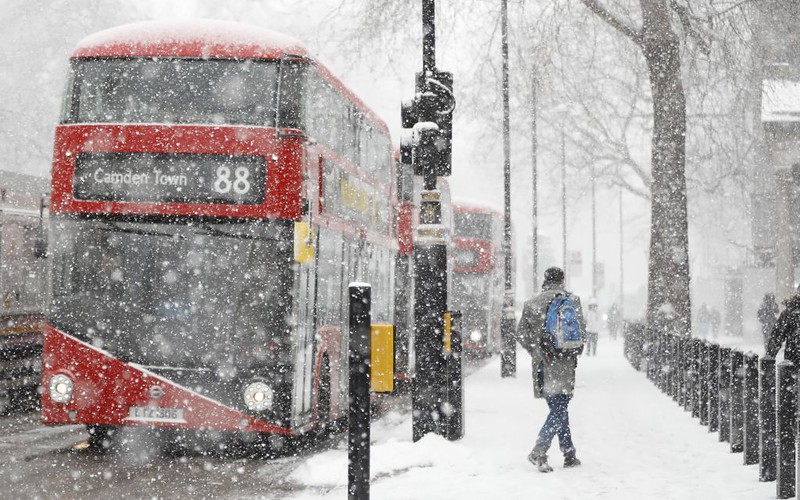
[243, 381, 274, 412]
[49, 374, 74, 404]
[469, 330, 483, 343]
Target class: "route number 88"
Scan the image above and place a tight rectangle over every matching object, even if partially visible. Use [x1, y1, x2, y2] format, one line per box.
[214, 166, 251, 194]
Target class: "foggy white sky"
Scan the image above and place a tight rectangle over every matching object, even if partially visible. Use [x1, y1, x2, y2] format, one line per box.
[2, 0, 654, 317]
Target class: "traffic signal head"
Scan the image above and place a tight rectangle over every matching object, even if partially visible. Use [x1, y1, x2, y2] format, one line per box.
[411, 121, 442, 177]
[400, 70, 454, 177]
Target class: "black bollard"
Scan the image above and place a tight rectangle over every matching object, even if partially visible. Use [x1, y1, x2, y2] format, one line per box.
[678, 336, 688, 407]
[656, 333, 669, 393]
[687, 338, 696, 415]
[683, 337, 697, 417]
[652, 330, 659, 383]
[776, 361, 796, 499]
[729, 350, 744, 453]
[708, 343, 720, 433]
[760, 357, 777, 482]
[443, 311, 464, 441]
[678, 336, 692, 409]
[348, 284, 372, 500]
[719, 347, 732, 443]
[691, 339, 701, 418]
[667, 334, 677, 400]
[699, 341, 709, 426]
[743, 352, 760, 465]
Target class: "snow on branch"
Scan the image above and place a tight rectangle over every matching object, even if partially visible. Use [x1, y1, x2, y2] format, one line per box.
[580, 0, 643, 45]
[669, 0, 711, 56]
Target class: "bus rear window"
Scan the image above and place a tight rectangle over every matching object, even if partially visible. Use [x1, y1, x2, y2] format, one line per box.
[64, 58, 281, 126]
[454, 212, 493, 239]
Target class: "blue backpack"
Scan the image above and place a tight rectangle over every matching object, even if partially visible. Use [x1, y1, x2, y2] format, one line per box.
[545, 294, 584, 352]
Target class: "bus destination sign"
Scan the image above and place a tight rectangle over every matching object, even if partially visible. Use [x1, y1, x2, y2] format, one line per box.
[73, 152, 266, 205]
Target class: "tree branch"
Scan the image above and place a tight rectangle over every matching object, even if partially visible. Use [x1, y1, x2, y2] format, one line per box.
[580, 0, 643, 46]
[670, 0, 711, 56]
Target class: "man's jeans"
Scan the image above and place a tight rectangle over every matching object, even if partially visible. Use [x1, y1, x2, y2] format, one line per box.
[533, 394, 575, 456]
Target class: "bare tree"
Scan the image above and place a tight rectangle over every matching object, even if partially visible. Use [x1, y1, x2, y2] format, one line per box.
[580, 0, 693, 334]
[327, 0, 761, 332]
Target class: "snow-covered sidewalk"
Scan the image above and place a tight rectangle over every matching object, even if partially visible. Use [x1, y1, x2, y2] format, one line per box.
[277, 337, 777, 499]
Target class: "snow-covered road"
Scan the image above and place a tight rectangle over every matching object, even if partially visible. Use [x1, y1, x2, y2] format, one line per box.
[279, 336, 777, 500]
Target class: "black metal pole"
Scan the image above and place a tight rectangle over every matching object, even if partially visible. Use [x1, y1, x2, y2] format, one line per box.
[618, 186, 624, 312]
[743, 352, 759, 465]
[409, 0, 453, 441]
[591, 162, 597, 299]
[677, 336, 686, 407]
[561, 131, 567, 271]
[668, 334, 678, 400]
[348, 284, 371, 500]
[729, 350, 744, 453]
[689, 339, 699, 417]
[776, 361, 796, 499]
[699, 341, 709, 425]
[499, 0, 516, 378]
[656, 332, 666, 391]
[684, 336, 692, 412]
[412, 200, 448, 441]
[422, 0, 435, 72]
[760, 356, 777, 482]
[708, 343, 720, 433]
[444, 311, 464, 440]
[719, 347, 732, 443]
[670, 334, 679, 402]
[531, 74, 538, 294]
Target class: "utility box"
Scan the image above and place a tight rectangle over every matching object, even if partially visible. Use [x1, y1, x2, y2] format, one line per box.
[370, 324, 395, 393]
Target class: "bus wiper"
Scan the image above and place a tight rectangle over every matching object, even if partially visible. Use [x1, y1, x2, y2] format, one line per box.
[99, 220, 185, 239]
[193, 222, 263, 241]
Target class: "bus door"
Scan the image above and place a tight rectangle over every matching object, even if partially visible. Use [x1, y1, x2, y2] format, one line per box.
[292, 220, 317, 426]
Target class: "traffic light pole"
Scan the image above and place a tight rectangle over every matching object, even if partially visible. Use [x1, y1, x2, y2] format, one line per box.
[402, 0, 456, 442]
[500, 0, 516, 377]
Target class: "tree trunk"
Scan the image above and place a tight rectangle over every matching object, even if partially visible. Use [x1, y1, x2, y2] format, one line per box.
[640, 0, 691, 335]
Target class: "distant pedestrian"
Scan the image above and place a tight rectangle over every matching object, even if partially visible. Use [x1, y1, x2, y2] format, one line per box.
[710, 307, 721, 338]
[766, 290, 800, 363]
[697, 303, 711, 338]
[516, 266, 584, 473]
[758, 293, 779, 350]
[607, 303, 621, 340]
[585, 299, 600, 356]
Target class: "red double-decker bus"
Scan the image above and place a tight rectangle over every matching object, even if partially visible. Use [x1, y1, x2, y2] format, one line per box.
[451, 201, 503, 357]
[41, 20, 398, 450]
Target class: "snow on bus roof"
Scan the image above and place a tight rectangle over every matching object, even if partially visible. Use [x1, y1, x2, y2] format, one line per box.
[452, 198, 503, 217]
[71, 20, 390, 135]
[73, 19, 309, 60]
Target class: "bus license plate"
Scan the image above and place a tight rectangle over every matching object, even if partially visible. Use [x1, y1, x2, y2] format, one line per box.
[128, 406, 185, 422]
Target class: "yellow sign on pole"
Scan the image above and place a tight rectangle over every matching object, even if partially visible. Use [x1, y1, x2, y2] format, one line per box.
[443, 312, 452, 354]
[371, 324, 395, 393]
[294, 221, 314, 263]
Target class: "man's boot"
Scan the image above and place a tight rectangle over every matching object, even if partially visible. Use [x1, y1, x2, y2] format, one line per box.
[527, 451, 553, 473]
[563, 452, 582, 468]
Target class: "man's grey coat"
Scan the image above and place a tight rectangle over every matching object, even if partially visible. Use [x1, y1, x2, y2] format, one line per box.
[516, 281, 585, 397]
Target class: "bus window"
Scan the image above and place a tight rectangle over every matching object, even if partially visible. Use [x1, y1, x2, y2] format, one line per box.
[68, 58, 280, 126]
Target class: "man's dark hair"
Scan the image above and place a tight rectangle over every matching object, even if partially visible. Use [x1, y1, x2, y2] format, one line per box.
[543, 267, 565, 284]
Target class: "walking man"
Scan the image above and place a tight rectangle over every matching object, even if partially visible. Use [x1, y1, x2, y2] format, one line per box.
[758, 293, 779, 351]
[516, 267, 584, 473]
[766, 288, 800, 364]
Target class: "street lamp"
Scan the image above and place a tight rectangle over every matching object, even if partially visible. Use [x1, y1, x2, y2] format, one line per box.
[531, 74, 538, 295]
[499, 0, 516, 378]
